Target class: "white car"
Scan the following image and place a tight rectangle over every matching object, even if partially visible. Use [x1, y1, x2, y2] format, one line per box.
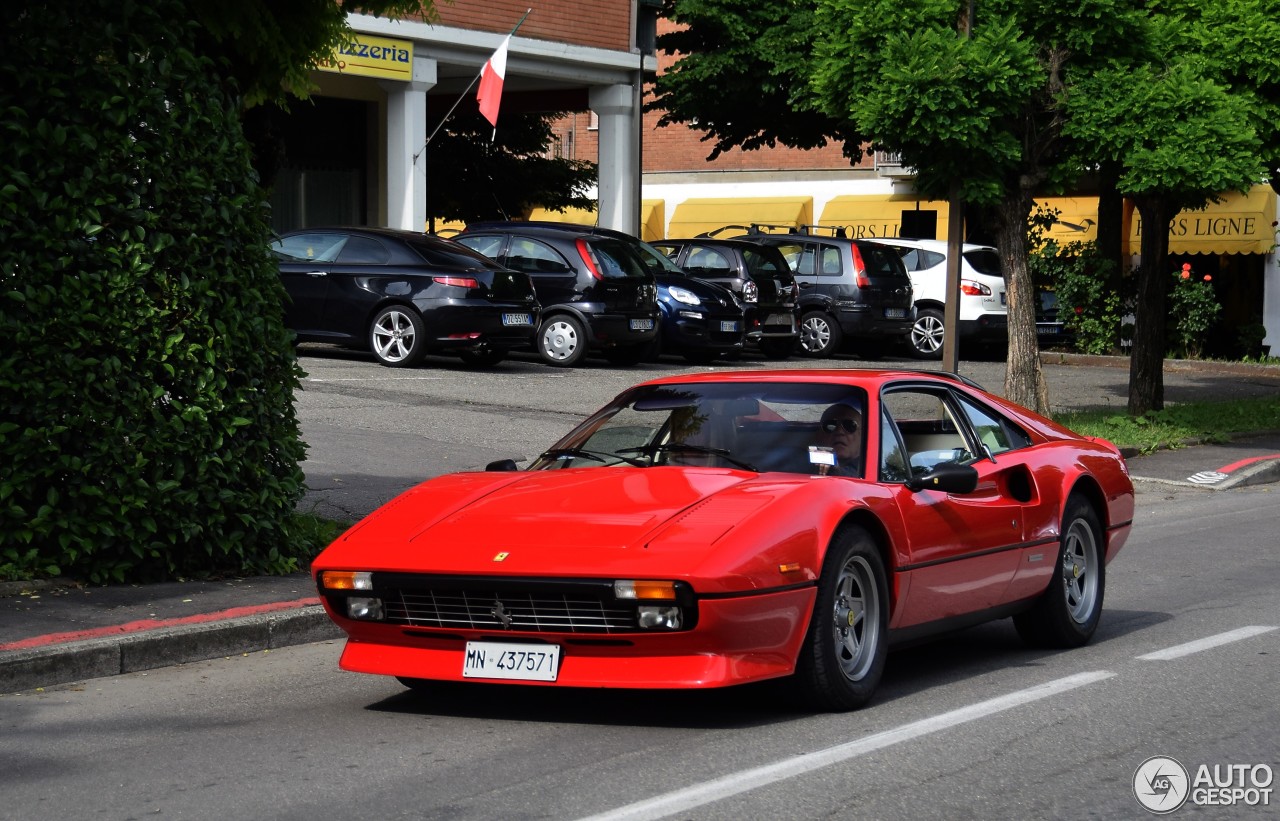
[867, 238, 1007, 359]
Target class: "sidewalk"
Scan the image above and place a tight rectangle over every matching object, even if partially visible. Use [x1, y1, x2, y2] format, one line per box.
[4, 354, 1280, 694]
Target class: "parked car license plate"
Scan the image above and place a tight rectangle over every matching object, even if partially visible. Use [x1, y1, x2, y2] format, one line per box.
[462, 641, 560, 681]
[502, 313, 533, 326]
[884, 308, 906, 319]
[630, 318, 655, 330]
[720, 320, 741, 332]
[766, 314, 795, 328]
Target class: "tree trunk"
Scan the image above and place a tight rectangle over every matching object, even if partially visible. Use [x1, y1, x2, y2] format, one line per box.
[1128, 196, 1174, 415]
[994, 195, 1048, 415]
[1095, 162, 1124, 293]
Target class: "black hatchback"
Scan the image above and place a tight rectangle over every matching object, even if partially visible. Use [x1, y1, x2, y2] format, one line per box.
[272, 227, 540, 368]
[650, 237, 801, 358]
[456, 222, 660, 367]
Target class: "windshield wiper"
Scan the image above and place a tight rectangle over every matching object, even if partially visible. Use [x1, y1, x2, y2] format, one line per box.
[624, 443, 758, 472]
[539, 447, 648, 467]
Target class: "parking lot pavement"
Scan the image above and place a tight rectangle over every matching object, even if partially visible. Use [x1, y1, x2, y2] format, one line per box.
[3, 353, 1279, 694]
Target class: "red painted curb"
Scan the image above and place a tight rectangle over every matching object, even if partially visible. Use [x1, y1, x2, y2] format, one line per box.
[0, 596, 322, 652]
[1216, 454, 1280, 473]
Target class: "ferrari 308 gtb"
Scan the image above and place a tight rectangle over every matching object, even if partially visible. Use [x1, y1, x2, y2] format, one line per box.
[313, 369, 1134, 711]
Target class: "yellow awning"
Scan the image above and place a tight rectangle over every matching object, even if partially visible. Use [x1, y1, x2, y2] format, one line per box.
[666, 196, 814, 239]
[819, 195, 952, 240]
[527, 205, 598, 226]
[1133, 186, 1277, 255]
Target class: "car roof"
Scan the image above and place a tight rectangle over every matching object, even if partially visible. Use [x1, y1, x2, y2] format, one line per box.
[633, 367, 989, 393]
[460, 220, 625, 239]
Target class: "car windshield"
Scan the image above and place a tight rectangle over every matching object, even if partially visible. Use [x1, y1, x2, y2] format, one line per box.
[530, 382, 869, 476]
[634, 240, 690, 275]
[743, 247, 793, 281]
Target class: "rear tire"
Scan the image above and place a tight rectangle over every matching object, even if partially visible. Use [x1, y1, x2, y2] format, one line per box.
[908, 307, 945, 360]
[1014, 494, 1105, 648]
[370, 306, 426, 367]
[537, 315, 587, 367]
[793, 526, 888, 711]
[798, 311, 843, 358]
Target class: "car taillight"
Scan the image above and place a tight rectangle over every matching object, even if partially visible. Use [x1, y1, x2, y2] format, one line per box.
[575, 238, 603, 280]
[433, 275, 480, 289]
[849, 246, 871, 289]
[960, 280, 992, 296]
[743, 280, 759, 303]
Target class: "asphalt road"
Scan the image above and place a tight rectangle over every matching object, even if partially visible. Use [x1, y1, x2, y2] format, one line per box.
[2, 478, 1276, 820]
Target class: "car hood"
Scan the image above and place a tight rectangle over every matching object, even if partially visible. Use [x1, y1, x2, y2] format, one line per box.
[316, 467, 805, 579]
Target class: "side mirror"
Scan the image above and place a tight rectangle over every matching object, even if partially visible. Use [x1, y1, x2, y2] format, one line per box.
[905, 461, 979, 494]
[485, 459, 519, 472]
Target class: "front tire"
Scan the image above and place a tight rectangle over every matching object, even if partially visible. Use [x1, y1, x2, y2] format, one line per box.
[908, 307, 945, 360]
[537, 314, 588, 367]
[1014, 494, 1105, 648]
[798, 311, 843, 357]
[369, 306, 426, 367]
[793, 526, 889, 711]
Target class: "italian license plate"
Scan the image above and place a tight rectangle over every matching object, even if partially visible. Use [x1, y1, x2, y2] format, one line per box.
[630, 318, 654, 330]
[463, 641, 560, 682]
[502, 313, 532, 326]
[720, 320, 741, 332]
[884, 308, 906, 319]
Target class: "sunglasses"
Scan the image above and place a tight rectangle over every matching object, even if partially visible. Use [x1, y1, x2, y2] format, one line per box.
[821, 417, 860, 434]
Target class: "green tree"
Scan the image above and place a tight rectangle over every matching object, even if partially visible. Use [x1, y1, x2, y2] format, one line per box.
[425, 110, 598, 224]
[811, 0, 1149, 415]
[0, 0, 430, 582]
[1065, 5, 1271, 414]
[651, 0, 863, 160]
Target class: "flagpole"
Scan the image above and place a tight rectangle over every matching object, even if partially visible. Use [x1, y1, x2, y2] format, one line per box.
[413, 8, 532, 162]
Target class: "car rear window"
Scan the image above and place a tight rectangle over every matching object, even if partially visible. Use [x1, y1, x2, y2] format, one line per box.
[589, 238, 656, 279]
[964, 249, 1002, 276]
[406, 237, 506, 270]
[743, 248, 793, 281]
[857, 244, 911, 279]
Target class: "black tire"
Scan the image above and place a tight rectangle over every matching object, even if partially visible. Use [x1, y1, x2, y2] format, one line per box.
[1013, 494, 1105, 648]
[793, 526, 889, 711]
[458, 345, 506, 367]
[798, 310, 843, 358]
[369, 305, 427, 367]
[908, 307, 946, 360]
[537, 314, 588, 367]
[757, 336, 797, 360]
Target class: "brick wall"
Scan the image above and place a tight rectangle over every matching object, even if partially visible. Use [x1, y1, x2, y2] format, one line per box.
[423, 0, 631, 51]
[548, 16, 869, 173]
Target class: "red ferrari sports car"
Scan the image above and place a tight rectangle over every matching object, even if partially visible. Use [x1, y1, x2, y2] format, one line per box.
[313, 369, 1134, 711]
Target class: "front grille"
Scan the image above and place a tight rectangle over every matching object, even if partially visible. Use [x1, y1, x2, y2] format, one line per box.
[383, 587, 637, 634]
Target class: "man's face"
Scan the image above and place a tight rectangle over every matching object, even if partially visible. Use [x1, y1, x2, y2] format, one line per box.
[820, 408, 862, 462]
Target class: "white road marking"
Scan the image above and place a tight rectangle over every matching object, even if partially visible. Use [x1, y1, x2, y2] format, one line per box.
[1136, 625, 1278, 661]
[575, 670, 1115, 821]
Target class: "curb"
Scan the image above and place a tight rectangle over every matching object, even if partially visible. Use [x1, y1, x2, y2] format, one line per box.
[0, 605, 342, 694]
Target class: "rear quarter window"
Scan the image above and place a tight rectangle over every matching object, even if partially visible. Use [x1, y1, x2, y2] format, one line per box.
[858, 244, 911, 279]
[964, 249, 1002, 276]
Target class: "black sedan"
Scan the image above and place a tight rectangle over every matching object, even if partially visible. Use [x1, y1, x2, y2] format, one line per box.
[272, 227, 540, 367]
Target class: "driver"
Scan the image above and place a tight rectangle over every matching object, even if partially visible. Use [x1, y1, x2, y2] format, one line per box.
[811, 401, 863, 477]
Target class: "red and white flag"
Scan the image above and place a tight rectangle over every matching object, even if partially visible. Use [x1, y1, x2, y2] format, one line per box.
[476, 35, 511, 128]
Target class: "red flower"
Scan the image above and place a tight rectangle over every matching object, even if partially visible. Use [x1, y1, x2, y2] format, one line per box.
[1203, 275, 1212, 282]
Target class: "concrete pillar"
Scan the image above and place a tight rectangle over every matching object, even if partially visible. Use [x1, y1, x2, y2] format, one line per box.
[589, 83, 638, 235]
[380, 56, 436, 231]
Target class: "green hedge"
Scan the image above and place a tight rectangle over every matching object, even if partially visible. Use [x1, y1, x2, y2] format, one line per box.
[1, 1, 308, 582]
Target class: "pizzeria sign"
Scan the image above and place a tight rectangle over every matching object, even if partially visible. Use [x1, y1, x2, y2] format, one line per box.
[318, 34, 414, 81]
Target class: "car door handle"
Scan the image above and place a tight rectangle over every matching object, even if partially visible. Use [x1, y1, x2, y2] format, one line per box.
[306, 271, 327, 277]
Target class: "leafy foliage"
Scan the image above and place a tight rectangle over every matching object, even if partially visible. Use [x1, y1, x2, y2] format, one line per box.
[1030, 240, 1126, 355]
[1, 0, 308, 582]
[1167, 265, 1222, 359]
[425, 110, 597, 224]
[652, 0, 864, 161]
